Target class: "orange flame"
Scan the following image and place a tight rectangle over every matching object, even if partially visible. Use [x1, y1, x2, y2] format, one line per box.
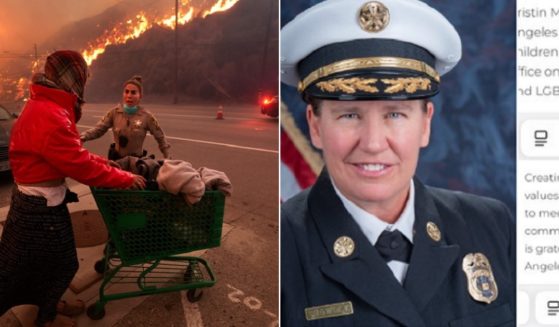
[157, 7, 194, 28]
[15, 77, 28, 101]
[31, 59, 40, 73]
[82, 13, 150, 65]
[202, 0, 240, 18]
[81, 0, 239, 65]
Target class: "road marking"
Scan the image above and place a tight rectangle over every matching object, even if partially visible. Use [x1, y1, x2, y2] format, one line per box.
[181, 290, 204, 327]
[76, 124, 278, 154]
[226, 284, 244, 303]
[263, 310, 277, 318]
[226, 284, 278, 326]
[243, 296, 263, 311]
[88, 112, 253, 121]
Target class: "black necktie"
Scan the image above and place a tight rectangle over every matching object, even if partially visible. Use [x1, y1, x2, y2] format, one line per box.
[375, 229, 413, 263]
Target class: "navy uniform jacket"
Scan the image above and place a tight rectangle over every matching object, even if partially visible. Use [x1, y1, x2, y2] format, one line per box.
[281, 170, 515, 326]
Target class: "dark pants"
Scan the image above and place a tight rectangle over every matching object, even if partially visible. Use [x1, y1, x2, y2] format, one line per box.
[0, 191, 79, 326]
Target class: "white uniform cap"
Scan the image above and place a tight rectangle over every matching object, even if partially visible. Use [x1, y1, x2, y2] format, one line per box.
[281, 0, 462, 100]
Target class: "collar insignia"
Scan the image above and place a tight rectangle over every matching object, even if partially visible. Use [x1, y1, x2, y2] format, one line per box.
[333, 236, 355, 258]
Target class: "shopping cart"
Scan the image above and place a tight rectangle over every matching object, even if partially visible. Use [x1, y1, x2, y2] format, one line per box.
[85, 188, 225, 320]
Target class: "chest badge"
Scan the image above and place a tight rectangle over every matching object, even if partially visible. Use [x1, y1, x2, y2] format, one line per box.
[333, 236, 355, 258]
[134, 120, 142, 127]
[462, 253, 498, 304]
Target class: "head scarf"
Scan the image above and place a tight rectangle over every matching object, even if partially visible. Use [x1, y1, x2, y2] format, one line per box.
[31, 50, 88, 122]
[43, 50, 88, 101]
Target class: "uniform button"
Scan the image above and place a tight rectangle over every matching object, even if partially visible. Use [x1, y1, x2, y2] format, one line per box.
[390, 240, 399, 249]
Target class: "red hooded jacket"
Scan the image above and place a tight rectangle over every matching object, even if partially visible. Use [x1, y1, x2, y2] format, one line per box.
[9, 84, 134, 188]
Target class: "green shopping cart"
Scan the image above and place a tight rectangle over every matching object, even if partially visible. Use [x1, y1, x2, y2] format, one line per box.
[85, 188, 225, 320]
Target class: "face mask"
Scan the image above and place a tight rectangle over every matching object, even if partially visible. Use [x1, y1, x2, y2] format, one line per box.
[123, 104, 138, 114]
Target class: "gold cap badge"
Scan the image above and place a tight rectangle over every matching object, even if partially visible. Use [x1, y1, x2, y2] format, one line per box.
[358, 1, 390, 33]
[462, 253, 498, 304]
[333, 236, 355, 258]
[426, 221, 441, 242]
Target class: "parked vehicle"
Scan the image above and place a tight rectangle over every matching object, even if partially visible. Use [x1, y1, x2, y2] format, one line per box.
[260, 95, 278, 118]
[0, 104, 17, 172]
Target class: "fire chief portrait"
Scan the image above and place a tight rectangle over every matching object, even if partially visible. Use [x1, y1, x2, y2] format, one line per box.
[280, 0, 516, 326]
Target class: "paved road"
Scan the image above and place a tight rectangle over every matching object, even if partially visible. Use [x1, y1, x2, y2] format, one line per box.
[0, 102, 279, 326]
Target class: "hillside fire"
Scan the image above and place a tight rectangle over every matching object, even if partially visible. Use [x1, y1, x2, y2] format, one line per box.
[82, 0, 239, 65]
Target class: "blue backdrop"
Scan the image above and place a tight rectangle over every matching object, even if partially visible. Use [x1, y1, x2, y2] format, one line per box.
[281, 0, 516, 215]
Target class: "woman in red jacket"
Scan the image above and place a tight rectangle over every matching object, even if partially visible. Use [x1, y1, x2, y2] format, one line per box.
[0, 50, 145, 327]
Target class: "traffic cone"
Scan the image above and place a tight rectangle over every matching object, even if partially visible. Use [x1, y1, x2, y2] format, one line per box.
[216, 105, 224, 120]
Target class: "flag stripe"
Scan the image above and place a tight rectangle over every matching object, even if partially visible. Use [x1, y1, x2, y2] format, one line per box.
[280, 102, 323, 175]
[281, 161, 302, 201]
[281, 129, 316, 189]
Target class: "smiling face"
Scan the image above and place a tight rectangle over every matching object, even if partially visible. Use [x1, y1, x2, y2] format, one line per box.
[308, 99, 434, 222]
[122, 83, 141, 107]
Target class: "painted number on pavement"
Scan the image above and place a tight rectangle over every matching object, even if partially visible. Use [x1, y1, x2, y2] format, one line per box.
[226, 284, 278, 327]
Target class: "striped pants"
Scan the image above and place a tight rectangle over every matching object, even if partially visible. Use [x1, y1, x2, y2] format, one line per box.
[0, 190, 78, 326]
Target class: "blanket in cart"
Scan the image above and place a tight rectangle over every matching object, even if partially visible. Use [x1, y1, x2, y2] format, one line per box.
[116, 157, 232, 204]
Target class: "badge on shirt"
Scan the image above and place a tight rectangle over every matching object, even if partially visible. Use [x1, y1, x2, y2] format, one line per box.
[462, 253, 498, 304]
[305, 301, 354, 321]
[134, 119, 142, 127]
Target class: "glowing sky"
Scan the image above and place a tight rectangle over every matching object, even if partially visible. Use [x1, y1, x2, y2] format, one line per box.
[0, 0, 121, 52]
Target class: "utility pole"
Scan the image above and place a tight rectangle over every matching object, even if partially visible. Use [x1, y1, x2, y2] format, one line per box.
[32, 43, 38, 74]
[258, 0, 274, 101]
[173, 0, 179, 104]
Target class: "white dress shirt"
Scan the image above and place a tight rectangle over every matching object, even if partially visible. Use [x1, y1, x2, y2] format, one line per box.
[333, 180, 415, 284]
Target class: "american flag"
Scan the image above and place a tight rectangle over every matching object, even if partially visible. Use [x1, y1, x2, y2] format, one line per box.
[280, 101, 322, 201]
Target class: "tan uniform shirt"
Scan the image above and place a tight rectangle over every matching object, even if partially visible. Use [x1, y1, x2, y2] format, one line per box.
[81, 105, 171, 158]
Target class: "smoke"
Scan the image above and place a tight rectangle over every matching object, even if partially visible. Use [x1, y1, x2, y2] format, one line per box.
[0, 0, 120, 53]
[0, 0, 274, 103]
